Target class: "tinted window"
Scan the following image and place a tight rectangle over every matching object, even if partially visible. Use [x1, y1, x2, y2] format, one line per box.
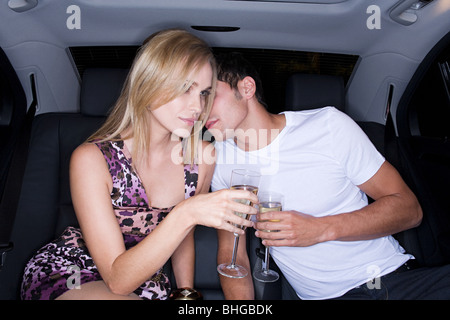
[408, 46, 450, 139]
[69, 46, 358, 114]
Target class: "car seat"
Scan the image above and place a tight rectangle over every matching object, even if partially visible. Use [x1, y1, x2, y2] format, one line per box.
[0, 68, 226, 299]
[284, 72, 386, 155]
[282, 72, 437, 271]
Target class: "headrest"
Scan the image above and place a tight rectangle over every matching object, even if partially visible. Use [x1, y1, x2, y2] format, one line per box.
[285, 73, 345, 111]
[80, 68, 129, 116]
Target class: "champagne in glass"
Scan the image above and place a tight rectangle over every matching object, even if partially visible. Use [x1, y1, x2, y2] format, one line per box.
[259, 201, 282, 232]
[230, 184, 259, 232]
[253, 191, 283, 283]
[217, 169, 261, 279]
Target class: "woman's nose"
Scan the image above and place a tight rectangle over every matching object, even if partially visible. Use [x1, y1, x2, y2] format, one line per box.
[190, 95, 204, 117]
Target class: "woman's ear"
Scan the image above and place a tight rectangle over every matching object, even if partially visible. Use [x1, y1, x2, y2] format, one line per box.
[238, 76, 257, 99]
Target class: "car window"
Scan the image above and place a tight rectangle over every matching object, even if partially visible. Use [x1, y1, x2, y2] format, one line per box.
[69, 46, 359, 114]
[407, 45, 450, 139]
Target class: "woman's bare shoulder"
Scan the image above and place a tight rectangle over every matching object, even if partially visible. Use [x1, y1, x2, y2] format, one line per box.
[72, 142, 102, 159]
[70, 142, 108, 172]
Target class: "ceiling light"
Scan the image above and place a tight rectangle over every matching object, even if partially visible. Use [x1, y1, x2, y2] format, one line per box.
[8, 0, 38, 13]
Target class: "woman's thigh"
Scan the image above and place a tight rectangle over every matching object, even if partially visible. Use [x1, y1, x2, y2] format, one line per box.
[56, 280, 141, 300]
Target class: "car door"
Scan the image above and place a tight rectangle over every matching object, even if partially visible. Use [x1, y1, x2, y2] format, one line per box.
[0, 48, 28, 199]
[0, 47, 35, 279]
[396, 32, 450, 267]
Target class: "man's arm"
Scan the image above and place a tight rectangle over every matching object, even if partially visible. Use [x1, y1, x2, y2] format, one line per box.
[217, 229, 254, 299]
[331, 160, 422, 241]
[256, 161, 423, 247]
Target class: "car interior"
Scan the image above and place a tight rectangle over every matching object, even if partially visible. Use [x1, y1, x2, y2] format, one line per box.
[1, 0, 449, 300]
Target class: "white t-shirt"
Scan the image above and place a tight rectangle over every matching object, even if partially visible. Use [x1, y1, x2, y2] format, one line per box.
[211, 107, 412, 300]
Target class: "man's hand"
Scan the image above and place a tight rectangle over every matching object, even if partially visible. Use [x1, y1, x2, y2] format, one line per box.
[255, 210, 332, 247]
[255, 162, 422, 247]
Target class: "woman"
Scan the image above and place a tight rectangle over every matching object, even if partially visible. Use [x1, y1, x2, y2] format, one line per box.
[20, 29, 257, 300]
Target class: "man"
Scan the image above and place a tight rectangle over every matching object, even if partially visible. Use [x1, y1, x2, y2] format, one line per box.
[207, 52, 450, 300]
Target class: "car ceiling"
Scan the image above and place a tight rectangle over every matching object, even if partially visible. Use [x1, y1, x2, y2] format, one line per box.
[1, 0, 449, 125]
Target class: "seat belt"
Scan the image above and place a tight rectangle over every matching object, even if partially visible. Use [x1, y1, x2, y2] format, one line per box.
[249, 231, 282, 300]
[0, 75, 37, 270]
[384, 85, 400, 169]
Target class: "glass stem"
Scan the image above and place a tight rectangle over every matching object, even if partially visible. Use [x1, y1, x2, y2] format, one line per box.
[230, 234, 240, 268]
[263, 246, 270, 273]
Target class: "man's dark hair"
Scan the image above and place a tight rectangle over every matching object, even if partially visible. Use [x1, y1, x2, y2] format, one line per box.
[214, 52, 267, 108]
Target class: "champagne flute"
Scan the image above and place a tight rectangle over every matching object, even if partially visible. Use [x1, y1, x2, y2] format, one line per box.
[217, 169, 260, 278]
[253, 191, 283, 283]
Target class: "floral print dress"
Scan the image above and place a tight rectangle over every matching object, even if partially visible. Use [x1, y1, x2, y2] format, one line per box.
[21, 140, 198, 300]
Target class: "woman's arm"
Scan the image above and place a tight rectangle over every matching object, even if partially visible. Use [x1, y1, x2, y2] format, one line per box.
[71, 142, 258, 296]
[70, 143, 196, 295]
[170, 140, 218, 289]
[170, 230, 195, 288]
[217, 230, 254, 299]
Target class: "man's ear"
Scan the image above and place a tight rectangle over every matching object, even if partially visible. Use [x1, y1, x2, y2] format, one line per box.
[238, 76, 257, 99]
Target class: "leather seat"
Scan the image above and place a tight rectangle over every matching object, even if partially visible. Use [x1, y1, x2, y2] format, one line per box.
[284, 72, 386, 155]
[0, 68, 124, 299]
[285, 73, 345, 112]
[277, 72, 390, 299]
[0, 68, 226, 299]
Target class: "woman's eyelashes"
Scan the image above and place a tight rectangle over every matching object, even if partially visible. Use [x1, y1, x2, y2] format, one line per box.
[184, 82, 211, 98]
[200, 88, 212, 97]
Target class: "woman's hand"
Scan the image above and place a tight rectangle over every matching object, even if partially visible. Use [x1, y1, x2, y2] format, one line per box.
[176, 189, 259, 235]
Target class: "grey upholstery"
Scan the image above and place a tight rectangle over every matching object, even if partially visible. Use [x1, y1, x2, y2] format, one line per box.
[80, 68, 129, 116]
[285, 73, 345, 111]
[284, 72, 386, 156]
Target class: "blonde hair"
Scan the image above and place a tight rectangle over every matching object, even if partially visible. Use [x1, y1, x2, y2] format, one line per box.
[88, 29, 216, 167]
